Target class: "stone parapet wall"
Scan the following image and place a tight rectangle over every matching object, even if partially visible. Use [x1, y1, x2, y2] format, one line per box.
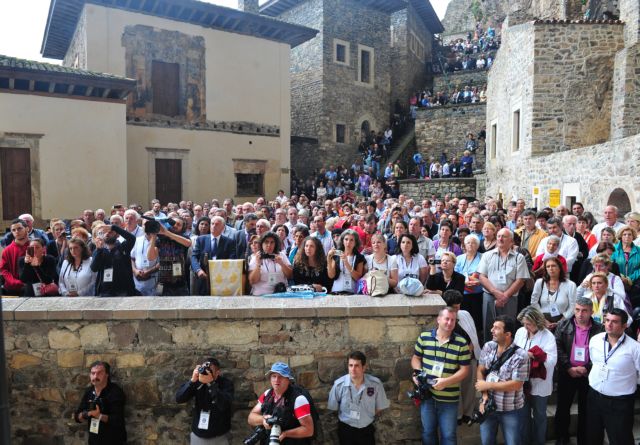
[432, 70, 488, 94]
[399, 178, 478, 201]
[415, 103, 486, 168]
[3, 295, 443, 445]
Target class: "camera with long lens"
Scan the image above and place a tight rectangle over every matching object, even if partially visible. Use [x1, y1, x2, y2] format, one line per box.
[243, 415, 284, 445]
[469, 396, 496, 425]
[406, 370, 434, 401]
[141, 215, 175, 234]
[198, 361, 212, 376]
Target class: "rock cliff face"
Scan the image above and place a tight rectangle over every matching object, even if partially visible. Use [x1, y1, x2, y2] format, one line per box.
[441, 0, 589, 35]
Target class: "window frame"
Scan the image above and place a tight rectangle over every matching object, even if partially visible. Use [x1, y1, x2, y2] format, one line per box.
[334, 39, 350, 66]
[357, 44, 375, 87]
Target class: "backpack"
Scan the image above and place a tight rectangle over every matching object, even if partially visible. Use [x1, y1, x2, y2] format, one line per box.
[263, 384, 323, 443]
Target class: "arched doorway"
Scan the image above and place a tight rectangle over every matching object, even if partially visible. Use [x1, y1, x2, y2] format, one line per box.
[361, 120, 371, 144]
[607, 188, 632, 215]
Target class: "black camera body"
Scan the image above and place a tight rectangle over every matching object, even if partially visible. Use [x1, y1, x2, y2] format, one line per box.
[407, 370, 434, 401]
[243, 415, 283, 445]
[427, 258, 442, 266]
[198, 361, 212, 376]
[142, 215, 175, 234]
[260, 252, 276, 260]
[470, 396, 497, 424]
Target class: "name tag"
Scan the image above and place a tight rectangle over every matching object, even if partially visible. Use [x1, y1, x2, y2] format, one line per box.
[431, 361, 445, 378]
[32, 283, 42, 297]
[598, 364, 609, 381]
[487, 371, 500, 383]
[549, 304, 561, 317]
[349, 409, 361, 420]
[344, 277, 351, 288]
[142, 259, 149, 268]
[89, 417, 100, 434]
[268, 273, 279, 286]
[156, 283, 164, 295]
[573, 346, 586, 362]
[103, 268, 114, 283]
[68, 280, 78, 293]
[198, 410, 210, 430]
[496, 272, 507, 285]
[172, 262, 182, 277]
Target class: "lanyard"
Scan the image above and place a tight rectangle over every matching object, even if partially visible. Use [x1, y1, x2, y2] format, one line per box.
[401, 255, 414, 272]
[341, 255, 356, 274]
[348, 385, 365, 406]
[544, 282, 559, 304]
[604, 334, 625, 364]
[461, 254, 478, 275]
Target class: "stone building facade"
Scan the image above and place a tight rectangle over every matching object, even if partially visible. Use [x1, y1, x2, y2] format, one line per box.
[261, 0, 443, 177]
[484, 0, 640, 214]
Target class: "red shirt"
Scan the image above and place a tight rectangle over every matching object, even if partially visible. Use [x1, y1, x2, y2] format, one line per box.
[0, 241, 28, 293]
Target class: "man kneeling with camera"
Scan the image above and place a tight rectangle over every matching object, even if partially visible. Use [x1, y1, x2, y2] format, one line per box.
[176, 358, 235, 444]
[247, 362, 314, 445]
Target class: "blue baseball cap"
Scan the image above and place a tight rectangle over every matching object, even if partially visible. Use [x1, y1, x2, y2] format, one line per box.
[266, 362, 294, 380]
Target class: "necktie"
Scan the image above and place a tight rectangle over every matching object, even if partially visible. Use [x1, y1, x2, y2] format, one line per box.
[212, 237, 218, 257]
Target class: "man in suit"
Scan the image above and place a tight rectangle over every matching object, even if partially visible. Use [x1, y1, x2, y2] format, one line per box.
[191, 216, 236, 295]
[234, 213, 258, 260]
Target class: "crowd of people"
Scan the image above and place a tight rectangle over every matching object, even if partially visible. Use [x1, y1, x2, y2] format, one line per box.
[436, 23, 501, 74]
[5, 193, 640, 444]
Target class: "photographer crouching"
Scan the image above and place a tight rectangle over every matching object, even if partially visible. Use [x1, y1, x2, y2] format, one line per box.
[247, 362, 314, 445]
[175, 358, 235, 444]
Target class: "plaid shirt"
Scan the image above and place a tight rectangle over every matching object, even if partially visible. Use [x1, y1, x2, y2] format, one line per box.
[479, 341, 529, 411]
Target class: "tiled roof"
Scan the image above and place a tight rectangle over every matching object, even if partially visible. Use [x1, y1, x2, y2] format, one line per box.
[0, 55, 133, 82]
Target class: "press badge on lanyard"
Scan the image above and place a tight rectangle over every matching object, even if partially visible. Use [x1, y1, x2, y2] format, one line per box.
[573, 346, 586, 362]
[103, 268, 114, 283]
[600, 335, 625, 381]
[431, 362, 445, 378]
[90, 417, 100, 434]
[198, 410, 210, 429]
[549, 304, 561, 317]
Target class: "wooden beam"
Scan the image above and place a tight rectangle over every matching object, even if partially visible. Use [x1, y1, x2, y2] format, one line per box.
[67, 84, 75, 94]
[28, 80, 35, 91]
[102, 88, 111, 98]
[85, 86, 94, 96]
[48, 82, 56, 93]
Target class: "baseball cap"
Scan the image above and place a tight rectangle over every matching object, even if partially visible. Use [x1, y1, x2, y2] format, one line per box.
[266, 362, 294, 380]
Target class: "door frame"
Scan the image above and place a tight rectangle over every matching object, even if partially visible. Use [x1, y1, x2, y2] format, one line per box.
[146, 147, 189, 205]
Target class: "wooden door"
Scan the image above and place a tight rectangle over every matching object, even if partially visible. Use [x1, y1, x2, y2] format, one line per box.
[152, 61, 179, 117]
[155, 159, 182, 205]
[1, 148, 32, 219]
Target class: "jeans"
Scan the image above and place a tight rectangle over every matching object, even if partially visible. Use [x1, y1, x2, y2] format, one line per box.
[480, 407, 524, 445]
[420, 398, 459, 445]
[520, 395, 548, 445]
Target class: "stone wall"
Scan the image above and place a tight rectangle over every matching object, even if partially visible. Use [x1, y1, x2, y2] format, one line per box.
[399, 178, 477, 201]
[529, 23, 624, 154]
[3, 295, 443, 445]
[291, 136, 320, 178]
[484, 131, 640, 213]
[63, 7, 87, 69]
[432, 70, 488, 95]
[415, 103, 486, 165]
[122, 25, 206, 122]
[390, 1, 434, 108]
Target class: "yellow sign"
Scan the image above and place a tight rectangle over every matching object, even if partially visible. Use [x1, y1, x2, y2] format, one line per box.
[532, 187, 540, 196]
[549, 189, 561, 208]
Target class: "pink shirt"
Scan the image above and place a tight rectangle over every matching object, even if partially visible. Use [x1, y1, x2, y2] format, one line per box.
[570, 321, 591, 367]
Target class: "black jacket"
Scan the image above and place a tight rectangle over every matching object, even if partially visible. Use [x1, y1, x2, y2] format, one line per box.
[18, 254, 59, 296]
[74, 382, 127, 445]
[554, 316, 604, 372]
[175, 376, 234, 438]
[426, 271, 466, 294]
[90, 225, 136, 296]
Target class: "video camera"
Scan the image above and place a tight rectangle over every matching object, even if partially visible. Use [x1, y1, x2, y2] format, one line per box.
[141, 215, 175, 234]
[244, 414, 284, 445]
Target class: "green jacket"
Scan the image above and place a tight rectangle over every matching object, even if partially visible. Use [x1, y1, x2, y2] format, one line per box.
[612, 241, 640, 283]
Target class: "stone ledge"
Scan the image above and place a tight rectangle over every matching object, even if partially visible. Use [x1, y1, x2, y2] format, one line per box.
[2, 294, 444, 321]
[398, 177, 477, 184]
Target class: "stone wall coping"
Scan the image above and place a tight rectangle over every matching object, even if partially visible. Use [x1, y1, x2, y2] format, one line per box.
[432, 69, 490, 78]
[417, 103, 487, 113]
[1, 294, 444, 321]
[398, 177, 477, 184]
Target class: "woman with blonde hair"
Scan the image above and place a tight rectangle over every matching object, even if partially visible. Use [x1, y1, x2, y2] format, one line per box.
[514, 305, 557, 445]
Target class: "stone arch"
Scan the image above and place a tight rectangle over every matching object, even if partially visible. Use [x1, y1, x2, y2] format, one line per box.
[356, 114, 377, 144]
[607, 187, 632, 215]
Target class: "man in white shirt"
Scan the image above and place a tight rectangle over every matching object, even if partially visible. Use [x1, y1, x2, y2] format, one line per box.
[586, 308, 640, 445]
[312, 216, 333, 255]
[535, 217, 579, 272]
[592, 206, 625, 242]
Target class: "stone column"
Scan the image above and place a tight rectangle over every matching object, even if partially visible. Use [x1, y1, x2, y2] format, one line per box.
[238, 0, 259, 14]
[621, 0, 640, 46]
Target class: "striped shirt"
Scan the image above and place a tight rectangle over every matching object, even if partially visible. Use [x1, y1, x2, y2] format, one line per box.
[414, 329, 471, 402]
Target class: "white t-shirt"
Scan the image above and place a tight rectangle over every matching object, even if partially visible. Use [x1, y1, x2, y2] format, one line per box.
[249, 252, 291, 296]
[365, 254, 398, 278]
[394, 254, 427, 281]
[331, 255, 358, 293]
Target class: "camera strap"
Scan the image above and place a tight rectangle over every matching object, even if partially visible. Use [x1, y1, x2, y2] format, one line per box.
[487, 344, 520, 375]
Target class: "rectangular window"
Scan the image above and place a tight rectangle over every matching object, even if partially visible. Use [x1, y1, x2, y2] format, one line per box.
[360, 49, 371, 84]
[336, 124, 346, 143]
[490, 123, 497, 159]
[1, 147, 32, 218]
[152, 60, 179, 117]
[334, 39, 350, 65]
[512, 110, 521, 152]
[236, 173, 264, 197]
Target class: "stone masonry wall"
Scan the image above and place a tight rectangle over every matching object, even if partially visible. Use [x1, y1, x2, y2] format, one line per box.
[415, 103, 486, 165]
[530, 23, 624, 154]
[432, 70, 488, 95]
[291, 136, 320, 178]
[485, 132, 640, 212]
[399, 178, 478, 201]
[4, 295, 442, 445]
[63, 7, 87, 69]
[391, 2, 434, 109]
